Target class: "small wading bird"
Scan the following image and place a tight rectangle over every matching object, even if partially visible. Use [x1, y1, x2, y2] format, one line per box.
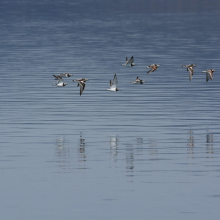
[130, 76, 145, 84]
[122, 56, 135, 67]
[53, 73, 72, 80]
[146, 64, 160, 73]
[202, 69, 215, 82]
[73, 78, 88, 96]
[182, 64, 196, 81]
[53, 78, 67, 87]
[107, 74, 120, 92]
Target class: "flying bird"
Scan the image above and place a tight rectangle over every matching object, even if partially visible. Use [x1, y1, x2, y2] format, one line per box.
[182, 64, 196, 81]
[73, 78, 89, 83]
[53, 73, 72, 80]
[107, 74, 120, 92]
[146, 64, 160, 73]
[53, 78, 68, 87]
[130, 76, 145, 84]
[73, 78, 88, 96]
[202, 69, 215, 82]
[122, 56, 135, 67]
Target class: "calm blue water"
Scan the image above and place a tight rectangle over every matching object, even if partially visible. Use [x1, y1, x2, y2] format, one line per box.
[1, 1, 220, 219]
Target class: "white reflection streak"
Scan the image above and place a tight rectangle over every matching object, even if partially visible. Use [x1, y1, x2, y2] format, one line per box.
[110, 136, 118, 148]
[55, 136, 70, 169]
[110, 136, 118, 163]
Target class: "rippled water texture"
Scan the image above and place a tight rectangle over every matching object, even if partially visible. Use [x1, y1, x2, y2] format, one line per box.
[1, 1, 220, 219]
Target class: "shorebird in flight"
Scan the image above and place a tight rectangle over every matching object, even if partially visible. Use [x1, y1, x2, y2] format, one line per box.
[73, 78, 89, 83]
[73, 78, 88, 95]
[53, 73, 72, 80]
[53, 78, 67, 87]
[122, 56, 135, 67]
[107, 74, 120, 92]
[182, 64, 196, 81]
[146, 64, 160, 73]
[130, 76, 145, 84]
[202, 69, 215, 82]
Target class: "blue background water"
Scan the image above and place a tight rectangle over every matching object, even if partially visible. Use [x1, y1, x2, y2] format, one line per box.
[1, 1, 220, 219]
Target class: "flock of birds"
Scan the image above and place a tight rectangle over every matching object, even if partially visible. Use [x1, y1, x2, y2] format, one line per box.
[52, 56, 215, 96]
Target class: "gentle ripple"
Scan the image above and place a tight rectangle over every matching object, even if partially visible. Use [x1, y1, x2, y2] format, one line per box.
[1, 1, 220, 219]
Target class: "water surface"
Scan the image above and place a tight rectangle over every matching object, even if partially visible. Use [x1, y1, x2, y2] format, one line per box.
[1, 1, 220, 220]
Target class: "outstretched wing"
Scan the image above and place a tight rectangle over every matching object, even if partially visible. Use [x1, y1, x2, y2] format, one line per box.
[147, 68, 154, 74]
[206, 72, 209, 82]
[124, 57, 129, 65]
[57, 78, 64, 85]
[207, 70, 213, 81]
[112, 74, 118, 88]
[110, 74, 117, 89]
[188, 67, 194, 81]
[125, 56, 133, 65]
[53, 75, 62, 80]
[210, 70, 213, 80]
[78, 81, 85, 96]
[129, 56, 134, 63]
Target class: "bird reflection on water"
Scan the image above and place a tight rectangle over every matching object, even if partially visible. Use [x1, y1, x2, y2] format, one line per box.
[53, 131, 216, 173]
[206, 130, 214, 157]
[187, 130, 194, 148]
[136, 138, 143, 147]
[78, 132, 86, 166]
[147, 138, 157, 157]
[110, 136, 118, 148]
[187, 130, 194, 159]
[109, 136, 118, 163]
[55, 136, 70, 170]
[126, 144, 134, 182]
